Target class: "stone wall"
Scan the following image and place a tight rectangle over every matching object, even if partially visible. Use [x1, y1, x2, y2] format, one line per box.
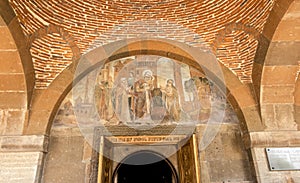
[198, 124, 255, 183]
[42, 128, 91, 183]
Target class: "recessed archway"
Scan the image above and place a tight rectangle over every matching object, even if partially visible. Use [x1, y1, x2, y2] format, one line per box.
[40, 40, 255, 182]
[113, 151, 178, 183]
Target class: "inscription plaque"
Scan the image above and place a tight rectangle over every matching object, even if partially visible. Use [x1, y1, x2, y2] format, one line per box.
[266, 148, 300, 171]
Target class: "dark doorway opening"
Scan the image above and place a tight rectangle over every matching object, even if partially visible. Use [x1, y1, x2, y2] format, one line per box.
[113, 151, 178, 183]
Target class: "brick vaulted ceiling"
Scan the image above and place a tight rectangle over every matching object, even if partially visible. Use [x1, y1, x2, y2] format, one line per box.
[9, 0, 275, 89]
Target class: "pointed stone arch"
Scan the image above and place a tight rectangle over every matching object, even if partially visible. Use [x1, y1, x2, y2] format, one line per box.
[0, 0, 34, 134]
[260, 0, 300, 131]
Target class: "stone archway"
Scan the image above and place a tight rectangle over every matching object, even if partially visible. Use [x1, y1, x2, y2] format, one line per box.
[260, 0, 300, 131]
[0, 0, 34, 135]
[249, 1, 300, 182]
[30, 38, 260, 182]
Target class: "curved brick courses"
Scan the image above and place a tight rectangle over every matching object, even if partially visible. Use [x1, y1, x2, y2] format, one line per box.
[9, 0, 275, 88]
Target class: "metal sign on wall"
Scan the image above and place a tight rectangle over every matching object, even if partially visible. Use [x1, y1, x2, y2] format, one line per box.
[266, 148, 300, 171]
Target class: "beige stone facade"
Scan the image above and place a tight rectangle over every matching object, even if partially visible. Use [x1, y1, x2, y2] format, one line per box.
[0, 0, 300, 182]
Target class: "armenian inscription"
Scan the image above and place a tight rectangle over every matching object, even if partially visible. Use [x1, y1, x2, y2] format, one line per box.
[106, 135, 187, 144]
[266, 148, 300, 171]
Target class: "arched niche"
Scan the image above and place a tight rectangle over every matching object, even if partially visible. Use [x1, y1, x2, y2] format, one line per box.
[43, 53, 256, 183]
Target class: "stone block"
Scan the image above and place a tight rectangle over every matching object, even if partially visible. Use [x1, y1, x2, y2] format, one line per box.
[265, 41, 300, 66]
[30, 88, 65, 111]
[50, 127, 82, 137]
[252, 62, 263, 98]
[273, 0, 300, 41]
[241, 106, 265, 132]
[273, 19, 300, 41]
[222, 66, 243, 91]
[48, 70, 73, 92]
[288, 1, 300, 12]
[0, 92, 26, 109]
[262, 0, 286, 41]
[5, 110, 25, 135]
[261, 85, 295, 104]
[204, 133, 224, 161]
[16, 42, 34, 78]
[262, 66, 298, 85]
[251, 148, 267, 163]
[0, 74, 26, 91]
[229, 85, 257, 108]
[7, 17, 29, 51]
[261, 104, 277, 130]
[0, 50, 23, 73]
[222, 132, 248, 160]
[24, 109, 52, 135]
[208, 159, 252, 182]
[275, 104, 297, 130]
[0, 26, 16, 49]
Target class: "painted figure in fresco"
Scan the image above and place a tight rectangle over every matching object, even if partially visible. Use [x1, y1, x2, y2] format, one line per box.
[162, 79, 181, 122]
[197, 77, 211, 110]
[134, 70, 155, 119]
[98, 76, 114, 121]
[184, 78, 197, 102]
[98, 80, 107, 119]
[127, 71, 136, 117]
[127, 71, 135, 89]
[114, 78, 132, 123]
[150, 88, 166, 121]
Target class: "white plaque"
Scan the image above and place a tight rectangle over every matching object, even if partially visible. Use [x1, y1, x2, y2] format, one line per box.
[266, 148, 300, 171]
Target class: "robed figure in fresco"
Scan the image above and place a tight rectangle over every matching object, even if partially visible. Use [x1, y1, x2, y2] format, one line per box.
[162, 79, 181, 122]
[197, 77, 211, 111]
[134, 70, 155, 119]
[114, 77, 132, 123]
[98, 77, 114, 121]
